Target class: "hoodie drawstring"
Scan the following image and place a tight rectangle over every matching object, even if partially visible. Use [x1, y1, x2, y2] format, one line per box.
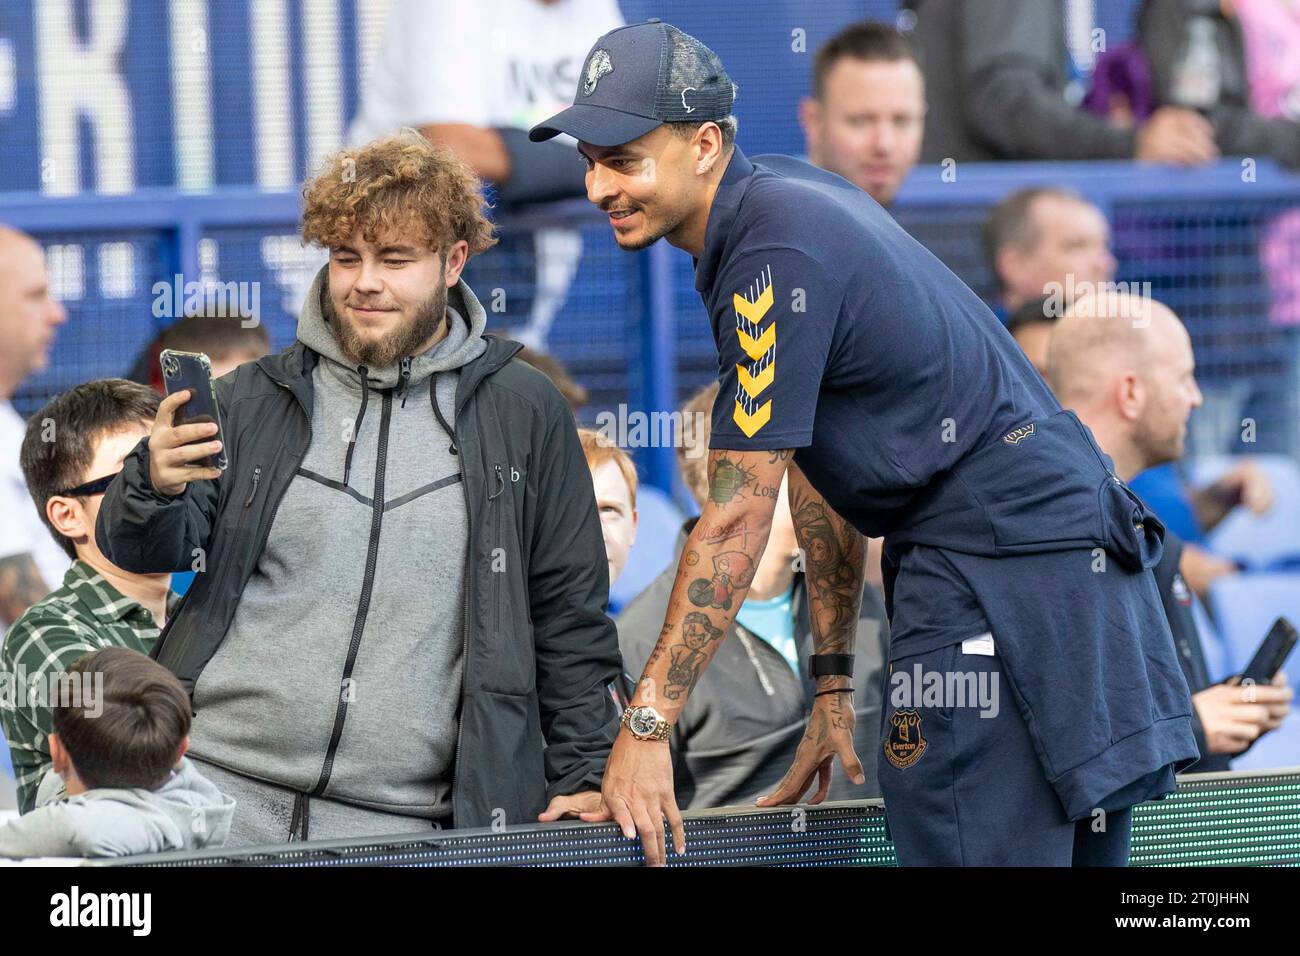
[343, 366, 369, 487]
[430, 371, 458, 457]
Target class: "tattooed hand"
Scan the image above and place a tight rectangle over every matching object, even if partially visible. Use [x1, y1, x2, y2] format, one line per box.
[756, 690, 864, 806]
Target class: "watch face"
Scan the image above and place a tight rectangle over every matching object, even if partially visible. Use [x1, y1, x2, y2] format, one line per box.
[629, 707, 659, 737]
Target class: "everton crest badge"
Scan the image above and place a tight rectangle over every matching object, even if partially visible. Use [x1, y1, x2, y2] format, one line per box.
[884, 709, 928, 770]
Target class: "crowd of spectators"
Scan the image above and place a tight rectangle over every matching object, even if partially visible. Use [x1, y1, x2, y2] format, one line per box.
[1, 4, 1297, 859]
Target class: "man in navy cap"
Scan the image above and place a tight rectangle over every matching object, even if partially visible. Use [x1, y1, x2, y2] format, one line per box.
[532, 21, 1200, 867]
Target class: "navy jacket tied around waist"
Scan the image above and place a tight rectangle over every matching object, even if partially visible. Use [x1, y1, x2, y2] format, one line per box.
[882, 410, 1200, 820]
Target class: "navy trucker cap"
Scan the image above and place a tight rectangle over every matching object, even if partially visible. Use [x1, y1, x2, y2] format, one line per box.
[529, 19, 735, 147]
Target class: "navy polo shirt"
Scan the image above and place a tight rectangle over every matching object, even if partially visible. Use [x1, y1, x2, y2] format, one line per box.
[695, 148, 1060, 538]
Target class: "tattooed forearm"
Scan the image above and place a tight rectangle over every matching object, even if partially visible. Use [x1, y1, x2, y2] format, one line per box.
[630, 448, 793, 716]
[665, 612, 724, 699]
[0, 553, 52, 628]
[706, 454, 780, 507]
[697, 517, 761, 548]
[789, 464, 865, 680]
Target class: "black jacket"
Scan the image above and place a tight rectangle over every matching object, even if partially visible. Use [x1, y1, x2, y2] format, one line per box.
[1153, 532, 1233, 773]
[912, 0, 1137, 162]
[96, 335, 623, 828]
[616, 519, 889, 810]
[1140, 0, 1300, 168]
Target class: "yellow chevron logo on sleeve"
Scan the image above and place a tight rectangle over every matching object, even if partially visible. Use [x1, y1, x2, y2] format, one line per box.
[736, 361, 774, 398]
[731, 264, 777, 437]
[733, 283, 773, 324]
[733, 399, 772, 438]
[736, 323, 775, 360]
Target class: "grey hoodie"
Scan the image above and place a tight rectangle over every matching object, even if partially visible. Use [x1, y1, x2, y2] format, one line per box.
[0, 757, 234, 858]
[187, 266, 487, 821]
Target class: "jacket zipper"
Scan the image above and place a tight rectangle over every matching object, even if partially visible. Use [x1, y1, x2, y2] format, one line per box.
[451, 435, 474, 826]
[311, 388, 393, 796]
[489, 463, 505, 640]
[399, 356, 412, 408]
[243, 467, 262, 508]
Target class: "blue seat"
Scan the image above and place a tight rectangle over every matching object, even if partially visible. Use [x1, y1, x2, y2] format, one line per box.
[1208, 573, 1300, 771]
[1192, 455, 1300, 571]
[609, 485, 685, 616]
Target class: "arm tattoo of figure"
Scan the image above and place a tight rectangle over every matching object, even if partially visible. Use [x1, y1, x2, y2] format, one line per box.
[630, 448, 792, 713]
[789, 468, 865, 667]
[664, 612, 724, 699]
[0, 553, 51, 628]
[687, 550, 756, 611]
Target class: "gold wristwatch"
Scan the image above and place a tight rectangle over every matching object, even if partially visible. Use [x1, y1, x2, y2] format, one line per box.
[621, 704, 671, 741]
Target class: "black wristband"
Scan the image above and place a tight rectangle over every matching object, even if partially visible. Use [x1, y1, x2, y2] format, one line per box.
[815, 688, 854, 698]
[809, 653, 855, 678]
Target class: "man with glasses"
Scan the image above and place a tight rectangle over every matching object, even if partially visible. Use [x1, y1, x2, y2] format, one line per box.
[2, 379, 174, 813]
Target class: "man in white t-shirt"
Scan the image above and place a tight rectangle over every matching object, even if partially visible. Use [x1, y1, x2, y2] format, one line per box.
[0, 227, 70, 628]
[349, 0, 625, 348]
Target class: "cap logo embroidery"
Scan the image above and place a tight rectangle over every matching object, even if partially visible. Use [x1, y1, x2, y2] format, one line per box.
[583, 49, 613, 96]
[681, 87, 696, 113]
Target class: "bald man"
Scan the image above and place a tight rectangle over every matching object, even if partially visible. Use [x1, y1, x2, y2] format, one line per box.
[1048, 294, 1292, 771]
[0, 227, 70, 627]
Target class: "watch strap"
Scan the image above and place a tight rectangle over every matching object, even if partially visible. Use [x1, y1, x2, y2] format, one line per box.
[808, 653, 855, 678]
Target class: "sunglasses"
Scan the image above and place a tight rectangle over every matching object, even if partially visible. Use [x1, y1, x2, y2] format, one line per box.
[57, 472, 120, 498]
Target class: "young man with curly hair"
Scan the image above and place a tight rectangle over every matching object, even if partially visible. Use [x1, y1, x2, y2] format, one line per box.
[95, 131, 622, 845]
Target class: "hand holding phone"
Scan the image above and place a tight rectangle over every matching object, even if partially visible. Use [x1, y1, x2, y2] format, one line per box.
[1239, 617, 1298, 686]
[152, 350, 227, 496]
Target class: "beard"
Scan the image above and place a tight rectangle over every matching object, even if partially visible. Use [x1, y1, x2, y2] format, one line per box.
[1132, 412, 1184, 470]
[605, 199, 685, 252]
[329, 275, 448, 369]
[614, 219, 673, 252]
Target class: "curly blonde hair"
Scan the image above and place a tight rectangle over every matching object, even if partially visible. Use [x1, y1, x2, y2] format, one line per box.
[301, 130, 497, 257]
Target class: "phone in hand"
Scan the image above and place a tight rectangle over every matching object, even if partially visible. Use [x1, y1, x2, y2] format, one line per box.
[159, 349, 228, 471]
[1239, 616, 1298, 685]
